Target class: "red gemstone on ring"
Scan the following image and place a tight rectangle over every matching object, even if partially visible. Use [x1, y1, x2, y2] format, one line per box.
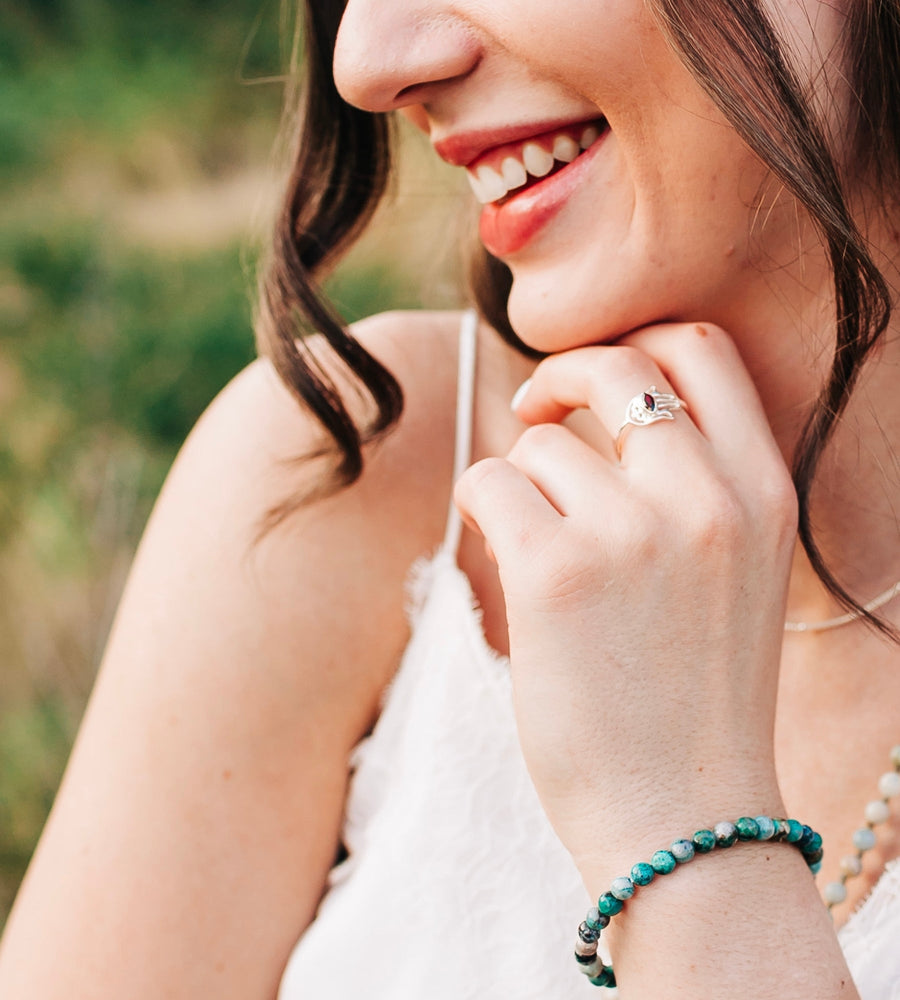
[642, 392, 656, 411]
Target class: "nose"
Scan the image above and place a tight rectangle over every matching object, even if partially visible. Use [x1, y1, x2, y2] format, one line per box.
[333, 0, 481, 114]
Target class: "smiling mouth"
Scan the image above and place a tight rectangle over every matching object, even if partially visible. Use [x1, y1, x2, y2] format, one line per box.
[465, 120, 607, 205]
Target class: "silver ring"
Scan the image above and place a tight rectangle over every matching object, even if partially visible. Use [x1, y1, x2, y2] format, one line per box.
[615, 385, 687, 459]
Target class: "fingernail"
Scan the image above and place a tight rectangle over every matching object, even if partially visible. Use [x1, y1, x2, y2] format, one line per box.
[510, 378, 532, 412]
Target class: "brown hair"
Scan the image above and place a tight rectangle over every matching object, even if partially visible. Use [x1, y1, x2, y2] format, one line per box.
[258, 0, 900, 632]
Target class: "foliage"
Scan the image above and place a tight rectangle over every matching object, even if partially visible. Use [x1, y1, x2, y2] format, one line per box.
[0, 0, 418, 931]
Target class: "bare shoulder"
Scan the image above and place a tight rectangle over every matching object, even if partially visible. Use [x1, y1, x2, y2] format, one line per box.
[0, 309, 466, 1000]
[138, 308, 463, 697]
[119, 307, 466, 729]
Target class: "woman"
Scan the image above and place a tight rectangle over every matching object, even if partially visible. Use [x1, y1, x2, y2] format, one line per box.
[1, 0, 899, 995]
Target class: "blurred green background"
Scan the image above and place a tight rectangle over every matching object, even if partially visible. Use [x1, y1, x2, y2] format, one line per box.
[0, 0, 465, 929]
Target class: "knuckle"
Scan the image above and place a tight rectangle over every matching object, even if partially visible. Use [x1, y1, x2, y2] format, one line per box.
[755, 469, 799, 539]
[455, 456, 509, 500]
[460, 455, 507, 485]
[682, 482, 746, 549]
[509, 421, 568, 460]
[619, 513, 664, 565]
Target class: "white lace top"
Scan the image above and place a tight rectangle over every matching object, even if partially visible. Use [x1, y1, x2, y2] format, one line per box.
[278, 312, 900, 999]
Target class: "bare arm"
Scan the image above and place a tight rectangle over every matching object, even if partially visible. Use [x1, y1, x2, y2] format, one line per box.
[0, 313, 457, 999]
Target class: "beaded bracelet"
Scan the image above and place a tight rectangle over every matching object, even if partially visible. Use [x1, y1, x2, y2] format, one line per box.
[574, 816, 823, 989]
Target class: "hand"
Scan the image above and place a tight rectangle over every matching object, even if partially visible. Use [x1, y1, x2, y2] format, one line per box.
[454, 322, 797, 883]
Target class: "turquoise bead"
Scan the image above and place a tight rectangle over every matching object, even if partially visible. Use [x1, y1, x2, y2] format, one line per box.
[575, 817, 825, 989]
[631, 862, 655, 886]
[785, 819, 804, 843]
[754, 816, 776, 840]
[735, 816, 760, 840]
[597, 892, 624, 916]
[810, 860, 823, 874]
[650, 849, 676, 874]
[671, 839, 695, 863]
[692, 829, 716, 853]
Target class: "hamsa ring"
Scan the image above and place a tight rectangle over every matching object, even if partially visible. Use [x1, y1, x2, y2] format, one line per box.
[615, 385, 687, 459]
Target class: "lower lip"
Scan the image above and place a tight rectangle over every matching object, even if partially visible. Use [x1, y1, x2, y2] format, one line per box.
[478, 132, 607, 258]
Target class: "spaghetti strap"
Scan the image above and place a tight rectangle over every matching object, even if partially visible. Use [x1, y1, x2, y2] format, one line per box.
[441, 309, 478, 556]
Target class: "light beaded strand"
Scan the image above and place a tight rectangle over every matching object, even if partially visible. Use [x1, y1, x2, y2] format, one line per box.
[574, 816, 823, 989]
[822, 744, 900, 909]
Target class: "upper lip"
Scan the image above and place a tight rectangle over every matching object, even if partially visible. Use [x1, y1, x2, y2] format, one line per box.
[432, 115, 603, 169]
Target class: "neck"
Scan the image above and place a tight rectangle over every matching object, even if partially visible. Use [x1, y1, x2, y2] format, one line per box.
[721, 211, 900, 628]
[784, 371, 900, 627]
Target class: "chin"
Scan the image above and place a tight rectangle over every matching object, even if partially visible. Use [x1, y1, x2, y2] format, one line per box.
[504, 264, 657, 354]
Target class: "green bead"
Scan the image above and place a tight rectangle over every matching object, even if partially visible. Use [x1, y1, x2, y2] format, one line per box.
[589, 965, 615, 988]
[797, 825, 816, 850]
[692, 829, 716, 853]
[735, 816, 760, 840]
[650, 849, 676, 874]
[631, 862, 655, 886]
[597, 892, 624, 916]
[585, 907, 610, 932]
[801, 831, 823, 854]
[785, 819, 804, 843]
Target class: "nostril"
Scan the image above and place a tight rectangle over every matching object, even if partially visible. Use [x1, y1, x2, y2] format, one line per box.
[333, 10, 482, 114]
[397, 83, 421, 102]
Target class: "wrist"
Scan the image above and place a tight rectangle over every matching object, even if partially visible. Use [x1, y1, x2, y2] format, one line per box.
[571, 783, 786, 896]
[572, 813, 832, 992]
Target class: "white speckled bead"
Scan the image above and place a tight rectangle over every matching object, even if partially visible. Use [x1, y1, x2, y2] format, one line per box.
[577, 955, 605, 978]
[852, 827, 877, 852]
[610, 877, 635, 901]
[824, 881, 847, 905]
[865, 799, 891, 825]
[878, 771, 900, 799]
[840, 855, 863, 878]
[670, 839, 695, 864]
[754, 815, 776, 840]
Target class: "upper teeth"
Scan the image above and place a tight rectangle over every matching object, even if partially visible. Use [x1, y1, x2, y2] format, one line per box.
[466, 124, 601, 205]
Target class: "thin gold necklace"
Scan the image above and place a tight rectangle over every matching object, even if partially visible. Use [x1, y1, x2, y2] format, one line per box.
[784, 579, 900, 633]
